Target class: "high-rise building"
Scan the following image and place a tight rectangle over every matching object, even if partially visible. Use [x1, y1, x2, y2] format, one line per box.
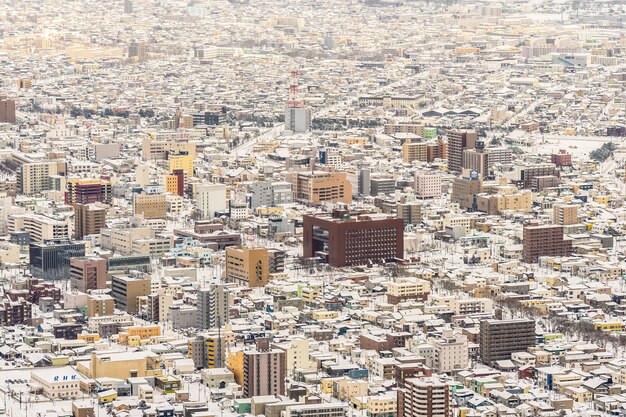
[225, 246, 269, 287]
[29, 239, 86, 280]
[123, 0, 133, 13]
[197, 283, 230, 330]
[370, 176, 396, 197]
[397, 202, 422, 226]
[285, 107, 311, 133]
[303, 211, 404, 267]
[247, 181, 293, 209]
[110, 274, 151, 314]
[447, 130, 477, 173]
[397, 377, 451, 417]
[193, 183, 227, 219]
[451, 173, 482, 211]
[0, 97, 16, 124]
[553, 204, 578, 225]
[17, 160, 67, 196]
[479, 319, 535, 366]
[189, 329, 233, 369]
[164, 170, 185, 197]
[70, 257, 107, 293]
[8, 213, 70, 244]
[65, 178, 112, 206]
[243, 339, 286, 397]
[292, 171, 352, 204]
[128, 41, 146, 60]
[74, 203, 107, 240]
[551, 149, 572, 167]
[522, 223, 572, 263]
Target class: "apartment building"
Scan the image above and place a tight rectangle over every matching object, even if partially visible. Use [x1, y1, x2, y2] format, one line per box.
[433, 330, 469, 373]
[74, 202, 107, 239]
[479, 319, 536, 366]
[523, 223, 573, 263]
[398, 377, 451, 417]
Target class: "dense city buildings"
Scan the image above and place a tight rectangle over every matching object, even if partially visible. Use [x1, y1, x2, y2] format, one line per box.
[2, 0, 626, 415]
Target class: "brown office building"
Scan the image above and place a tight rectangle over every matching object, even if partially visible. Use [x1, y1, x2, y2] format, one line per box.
[303, 211, 404, 267]
[0, 97, 16, 124]
[447, 130, 477, 173]
[75, 203, 107, 240]
[397, 377, 451, 417]
[225, 246, 269, 287]
[110, 274, 151, 314]
[134, 193, 167, 219]
[479, 319, 535, 366]
[292, 171, 352, 204]
[243, 339, 286, 398]
[522, 223, 572, 263]
[70, 257, 107, 293]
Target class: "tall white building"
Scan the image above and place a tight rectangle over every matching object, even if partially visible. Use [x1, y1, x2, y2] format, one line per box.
[285, 107, 311, 133]
[433, 329, 469, 373]
[193, 183, 227, 219]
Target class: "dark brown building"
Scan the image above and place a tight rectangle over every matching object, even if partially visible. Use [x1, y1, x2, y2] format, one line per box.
[398, 377, 451, 417]
[0, 97, 16, 124]
[359, 332, 412, 352]
[479, 319, 535, 366]
[303, 211, 404, 267]
[523, 223, 572, 263]
[0, 299, 31, 326]
[447, 130, 477, 173]
[52, 322, 83, 339]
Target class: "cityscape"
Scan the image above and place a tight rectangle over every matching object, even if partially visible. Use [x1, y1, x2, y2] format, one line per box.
[1, 0, 626, 417]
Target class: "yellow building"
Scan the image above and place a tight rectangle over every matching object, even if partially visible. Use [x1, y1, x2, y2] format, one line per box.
[594, 322, 623, 331]
[78, 333, 100, 344]
[344, 137, 367, 147]
[225, 246, 269, 287]
[387, 278, 431, 304]
[402, 141, 428, 163]
[333, 377, 368, 401]
[169, 153, 194, 175]
[118, 325, 161, 346]
[300, 286, 321, 304]
[311, 310, 340, 321]
[164, 174, 181, 195]
[227, 349, 244, 385]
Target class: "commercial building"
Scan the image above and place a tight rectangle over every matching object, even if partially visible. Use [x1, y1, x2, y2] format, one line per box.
[225, 246, 269, 287]
[475, 189, 532, 215]
[70, 257, 107, 293]
[292, 171, 352, 204]
[0, 97, 16, 124]
[397, 202, 422, 226]
[29, 239, 86, 280]
[134, 192, 168, 219]
[522, 223, 573, 263]
[451, 173, 482, 211]
[479, 319, 535, 366]
[8, 213, 70, 244]
[285, 107, 311, 133]
[248, 181, 293, 209]
[370, 176, 396, 197]
[193, 183, 228, 219]
[285, 404, 348, 417]
[387, 278, 431, 304]
[397, 377, 451, 417]
[65, 178, 112, 206]
[197, 283, 230, 329]
[74, 203, 107, 240]
[87, 293, 115, 317]
[303, 211, 404, 267]
[415, 173, 442, 198]
[447, 130, 477, 173]
[110, 274, 151, 314]
[31, 367, 82, 399]
[84, 351, 161, 379]
[17, 160, 67, 195]
[243, 339, 286, 397]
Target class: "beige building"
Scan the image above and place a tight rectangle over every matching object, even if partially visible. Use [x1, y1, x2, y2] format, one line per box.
[134, 193, 167, 219]
[132, 236, 175, 257]
[8, 213, 70, 243]
[387, 278, 431, 304]
[101, 227, 153, 255]
[110, 274, 151, 314]
[553, 204, 578, 225]
[17, 160, 67, 195]
[225, 246, 269, 287]
[81, 351, 162, 379]
[87, 294, 115, 317]
[433, 330, 469, 373]
[271, 338, 313, 373]
[31, 367, 82, 399]
[75, 202, 107, 239]
[476, 189, 532, 214]
[292, 171, 352, 204]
